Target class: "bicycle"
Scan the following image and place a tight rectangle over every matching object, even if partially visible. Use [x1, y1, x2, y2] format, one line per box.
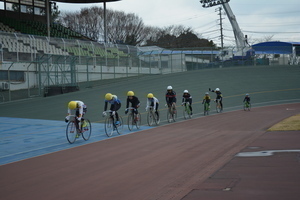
[147, 106, 160, 126]
[203, 102, 210, 116]
[215, 99, 222, 113]
[126, 107, 141, 131]
[182, 102, 192, 119]
[103, 110, 123, 137]
[66, 115, 92, 144]
[243, 101, 251, 111]
[167, 103, 177, 123]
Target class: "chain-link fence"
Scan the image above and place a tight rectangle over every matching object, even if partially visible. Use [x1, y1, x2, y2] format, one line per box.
[1, 31, 299, 103]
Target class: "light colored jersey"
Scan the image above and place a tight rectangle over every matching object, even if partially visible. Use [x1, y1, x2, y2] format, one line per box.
[67, 100, 85, 115]
[146, 97, 159, 110]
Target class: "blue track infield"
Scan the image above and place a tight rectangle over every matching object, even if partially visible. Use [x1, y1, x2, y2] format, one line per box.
[0, 117, 154, 165]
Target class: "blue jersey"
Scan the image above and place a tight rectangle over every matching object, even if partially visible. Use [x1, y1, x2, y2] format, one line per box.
[105, 95, 121, 105]
[104, 95, 121, 111]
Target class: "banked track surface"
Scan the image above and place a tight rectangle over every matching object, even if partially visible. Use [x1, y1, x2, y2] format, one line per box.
[1, 103, 299, 200]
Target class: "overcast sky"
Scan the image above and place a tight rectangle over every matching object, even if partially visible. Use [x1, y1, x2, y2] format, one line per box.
[56, 0, 300, 46]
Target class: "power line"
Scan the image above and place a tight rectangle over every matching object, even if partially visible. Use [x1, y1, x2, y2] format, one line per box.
[239, 23, 300, 28]
[244, 30, 300, 34]
[235, 10, 299, 16]
[200, 29, 219, 34]
[223, 28, 300, 34]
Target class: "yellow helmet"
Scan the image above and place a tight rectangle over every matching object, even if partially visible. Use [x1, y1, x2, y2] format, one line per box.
[127, 91, 134, 96]
[105, 93, 112, 100]
[147, 93, 154, 98]
[68, 101, 77, 109]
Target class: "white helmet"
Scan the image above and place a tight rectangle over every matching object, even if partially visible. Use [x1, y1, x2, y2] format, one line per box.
[215, 88, 220, 91]
[167, 86, 173, 90]
[183, 90, 188, 93]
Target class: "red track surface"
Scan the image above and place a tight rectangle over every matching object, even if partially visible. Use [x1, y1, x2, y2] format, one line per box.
[1, 103, 300, 200]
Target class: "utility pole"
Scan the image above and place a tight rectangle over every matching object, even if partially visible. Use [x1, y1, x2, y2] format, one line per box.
[216, 6, 224, 52]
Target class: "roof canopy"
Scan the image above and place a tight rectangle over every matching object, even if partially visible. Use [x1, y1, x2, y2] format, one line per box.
[252, 41, 293, 54]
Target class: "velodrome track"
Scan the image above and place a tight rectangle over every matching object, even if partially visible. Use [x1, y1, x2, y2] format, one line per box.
[0, 65, 299, 122]
[0, 65, 300, 199]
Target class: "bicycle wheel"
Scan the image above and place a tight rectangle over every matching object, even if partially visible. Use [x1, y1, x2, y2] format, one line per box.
[183, 106, 188, 119]
[216, 101, 221, 113]
[172, 106, 177, 122]
[116, 116, 123, 135]
[247, 103, 251, 111]
[204, 103, 208, 115]
[127, 113, 134, 131]
[81, 119, 92, 141]
[135, 113, 141, 129]
[66, 121, 77, 144]
[167, 108, 172, 123]
[186, 104, 192, 119]
[147, 110, 154, 126]
[105, 117, 114, 137]
[206, 103, 210, 115]
[154, 110, 160, 125]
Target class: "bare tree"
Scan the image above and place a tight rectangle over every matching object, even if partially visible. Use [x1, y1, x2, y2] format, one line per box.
[59, 6, 147, 45]
[58, 7, 215, 48]
[246, 35, 274, 45]
[59, 6, 103, 41]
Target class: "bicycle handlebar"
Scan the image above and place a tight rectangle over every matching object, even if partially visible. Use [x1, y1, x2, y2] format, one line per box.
[126, 107, 137, 111]
[103, 110, 117, 117]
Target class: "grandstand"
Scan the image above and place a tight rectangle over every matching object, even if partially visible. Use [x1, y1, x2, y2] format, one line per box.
[0, 0, 146, 101]
[0, 14, 129, 61]
[0, 0, 128, 61]
[0, 2, 178, 102]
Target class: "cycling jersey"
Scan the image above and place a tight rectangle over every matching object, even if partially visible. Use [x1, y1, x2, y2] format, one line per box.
[182, 93, 193, 112]
[126, 96, 140, 108]
[215, 91, 223, 99]
[210, 89, 223, 109]
[243, 96, 250, 102]
[203, 96, 211, 103]
[104, 95, 121, 111]
[166, 91, 176, 104]
[67, 100, 87, 117]
[146, 97, 159, 110]
[182, 93, 192, 104]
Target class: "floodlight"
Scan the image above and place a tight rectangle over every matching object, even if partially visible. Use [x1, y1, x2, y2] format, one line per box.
[200, 0, 230, 8]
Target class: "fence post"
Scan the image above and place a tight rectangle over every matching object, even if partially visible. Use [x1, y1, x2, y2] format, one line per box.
[27, 62, 33, 97]
[86, 58, 90, 87]
[171, 50, 173, 73]
[0, 42, 3, 63]
[8, 63, 13, 101]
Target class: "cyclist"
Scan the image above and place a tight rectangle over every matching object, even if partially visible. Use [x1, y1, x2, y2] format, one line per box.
[209, 87, 223, 111]
[125, 91, 140, 119]
[146, 93, 159, 119]
[182, 90, 193, 115]
[103, 93, 121, 125]
[65, 100, 88, 135]
[243, 93, 251, 103]
[165, 85, 177, 112]
[202, 92, 211, 108]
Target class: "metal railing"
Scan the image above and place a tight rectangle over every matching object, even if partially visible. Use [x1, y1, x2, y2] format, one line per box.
[1, 31, 299, 103]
